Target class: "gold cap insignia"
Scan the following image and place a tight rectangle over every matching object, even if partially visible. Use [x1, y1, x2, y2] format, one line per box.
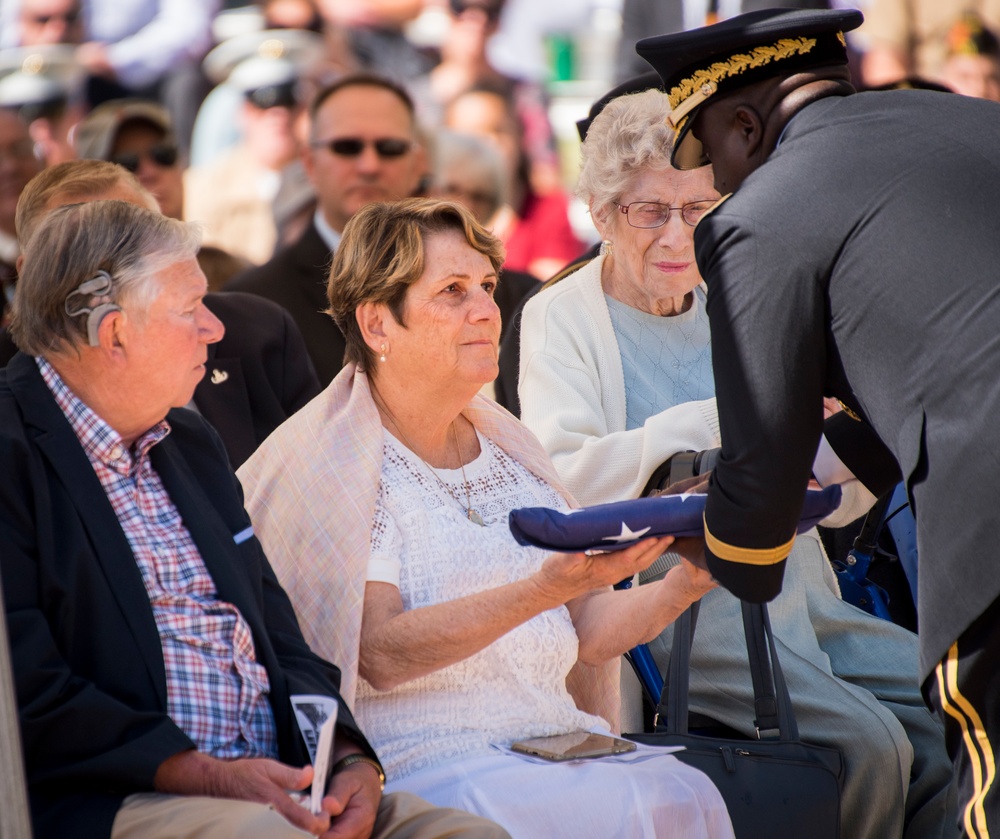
[666, 36, 818, 117]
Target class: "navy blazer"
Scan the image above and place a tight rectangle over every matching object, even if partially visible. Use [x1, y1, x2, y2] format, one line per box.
[0, 353, 370, 839]
[196, 292, 321, 468]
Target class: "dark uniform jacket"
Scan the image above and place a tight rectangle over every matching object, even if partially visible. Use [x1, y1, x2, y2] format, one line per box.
[196, 292, 320, 468]
[697, 89, 1000, 680]
[0, 353, 372, 839]
[226, 221, 345, 387]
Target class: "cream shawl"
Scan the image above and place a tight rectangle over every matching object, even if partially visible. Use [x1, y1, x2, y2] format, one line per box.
[237, 364, 622, 730]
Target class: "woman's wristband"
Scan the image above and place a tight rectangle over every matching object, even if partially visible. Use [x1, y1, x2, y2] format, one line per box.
[332, 754, 385, 790]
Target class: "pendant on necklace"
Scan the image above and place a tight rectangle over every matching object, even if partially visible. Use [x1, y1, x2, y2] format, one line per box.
[468, 509, 486, 527]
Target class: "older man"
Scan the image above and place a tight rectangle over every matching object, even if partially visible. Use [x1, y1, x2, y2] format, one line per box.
[0, 198, 509, 839]
[228, 73, 427, 386]
[637, 8, 1000, 835]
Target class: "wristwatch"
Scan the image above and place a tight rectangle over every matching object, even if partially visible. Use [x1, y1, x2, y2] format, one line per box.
[332, 753, 386, 790]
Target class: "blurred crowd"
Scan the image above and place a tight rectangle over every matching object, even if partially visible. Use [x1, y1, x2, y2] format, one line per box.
[2, 0, 998, 286]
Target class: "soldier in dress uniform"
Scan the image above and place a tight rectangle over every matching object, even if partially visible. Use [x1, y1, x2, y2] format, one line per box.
[637, 7, 1000, 835]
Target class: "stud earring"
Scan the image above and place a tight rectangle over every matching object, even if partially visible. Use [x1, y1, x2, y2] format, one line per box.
[379, 343, 387, 363]
[599, 240, 613, 256]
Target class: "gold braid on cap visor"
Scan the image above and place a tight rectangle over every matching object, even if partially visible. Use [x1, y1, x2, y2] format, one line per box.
[666, 35, 822, 132]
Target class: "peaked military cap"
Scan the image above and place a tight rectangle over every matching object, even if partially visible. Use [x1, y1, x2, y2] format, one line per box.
[203, 28, 324, 109]
[636, 7, 864, 168]
[0, 45, 82, 117]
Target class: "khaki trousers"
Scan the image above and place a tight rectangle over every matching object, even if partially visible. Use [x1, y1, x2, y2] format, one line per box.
[112, 790, 511, 839]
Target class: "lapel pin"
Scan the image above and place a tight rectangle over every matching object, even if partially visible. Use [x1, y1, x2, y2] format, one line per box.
[210, 369, 229, 385]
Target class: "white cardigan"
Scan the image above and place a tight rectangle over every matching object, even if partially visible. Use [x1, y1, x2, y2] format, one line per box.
[518, 253, 721, 505]
[517, 253, 874, 523]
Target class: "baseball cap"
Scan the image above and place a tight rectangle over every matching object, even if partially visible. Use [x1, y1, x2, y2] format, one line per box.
[73, 98, 174, 161]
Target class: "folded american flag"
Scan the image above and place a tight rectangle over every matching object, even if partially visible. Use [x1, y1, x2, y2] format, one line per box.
[508, 485, 842, 553]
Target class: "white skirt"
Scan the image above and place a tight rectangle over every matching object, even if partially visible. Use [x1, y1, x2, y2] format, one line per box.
[386, 742, 735, 839]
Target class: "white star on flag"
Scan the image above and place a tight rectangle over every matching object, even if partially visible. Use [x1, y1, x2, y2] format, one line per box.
[602, 522, 652, 543]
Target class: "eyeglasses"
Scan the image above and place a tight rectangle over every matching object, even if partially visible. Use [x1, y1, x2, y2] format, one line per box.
[312, 138, 413, 158]
[616, 200, 716, 229]
[438, 184, 498, 207]
[109, 142, 179, 173]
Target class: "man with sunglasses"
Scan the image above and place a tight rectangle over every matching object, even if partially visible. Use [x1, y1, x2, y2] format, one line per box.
[229, 74, 427, 386]
[74, 98, 184, 220]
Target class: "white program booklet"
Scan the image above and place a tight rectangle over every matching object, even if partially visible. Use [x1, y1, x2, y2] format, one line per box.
[291, 694, 339, 814]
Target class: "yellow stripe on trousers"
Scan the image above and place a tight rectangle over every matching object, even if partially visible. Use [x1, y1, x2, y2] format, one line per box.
[936, 643, 996, 838]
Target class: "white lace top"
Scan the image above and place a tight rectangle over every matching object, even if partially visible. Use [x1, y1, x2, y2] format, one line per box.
[356, 430, 604, 781]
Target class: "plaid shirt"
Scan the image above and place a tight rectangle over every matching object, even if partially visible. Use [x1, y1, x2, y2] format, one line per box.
[38, 357, 278, 759]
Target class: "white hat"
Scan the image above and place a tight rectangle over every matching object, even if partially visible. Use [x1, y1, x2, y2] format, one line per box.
[203, 29, 324, 107]
[0, 45, 82, 110]
[73, 99, 174, 160]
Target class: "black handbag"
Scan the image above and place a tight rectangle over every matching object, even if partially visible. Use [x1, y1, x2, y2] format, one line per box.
[626, 600, 845, 839]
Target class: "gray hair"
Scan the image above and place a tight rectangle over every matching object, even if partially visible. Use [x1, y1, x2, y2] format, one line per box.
[9, 200, 202, 357]
[430, 129, 508, 220]
[576, 88, 677, 220]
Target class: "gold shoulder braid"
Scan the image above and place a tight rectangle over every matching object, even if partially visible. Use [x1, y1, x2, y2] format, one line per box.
[667, 36, 819, 128]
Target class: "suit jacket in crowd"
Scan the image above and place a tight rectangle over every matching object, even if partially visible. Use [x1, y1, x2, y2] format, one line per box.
[227, 221, 346, 387]
[195, 291, 321, 468]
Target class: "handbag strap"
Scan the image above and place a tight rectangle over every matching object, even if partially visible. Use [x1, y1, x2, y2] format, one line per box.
[664, 600, 699, 733]
[659, 599, 800, 741]
[741, 600, 799, 740]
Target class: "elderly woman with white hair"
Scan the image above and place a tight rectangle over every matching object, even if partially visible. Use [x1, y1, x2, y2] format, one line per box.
[517, 88, 957, 839]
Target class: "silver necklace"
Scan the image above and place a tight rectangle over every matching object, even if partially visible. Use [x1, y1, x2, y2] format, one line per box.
[373, 388, 485, 526]
[450, 421, 486, 527]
